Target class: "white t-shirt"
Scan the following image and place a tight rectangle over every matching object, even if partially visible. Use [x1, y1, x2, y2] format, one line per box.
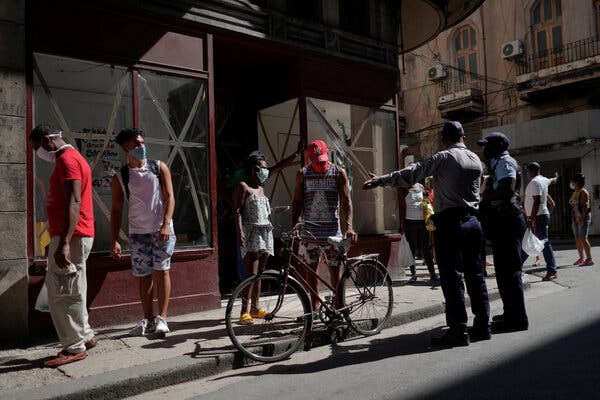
[405, 186, 425, 220]
[118, 161, 167, 234]
[525, 175, 551, 216]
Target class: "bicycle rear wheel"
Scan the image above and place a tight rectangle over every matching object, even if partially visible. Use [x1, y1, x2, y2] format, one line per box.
[341, 260, 393, 335]
[225, 272, 312, 363]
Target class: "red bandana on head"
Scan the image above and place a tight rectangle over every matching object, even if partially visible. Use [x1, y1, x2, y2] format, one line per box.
[307, 140, 329, 173]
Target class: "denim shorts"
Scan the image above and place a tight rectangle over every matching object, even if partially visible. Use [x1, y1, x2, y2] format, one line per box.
[129, 226, 176, 277]
[572, 216, 591, 239]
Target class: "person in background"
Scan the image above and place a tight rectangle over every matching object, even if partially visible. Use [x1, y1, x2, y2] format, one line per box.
[364, 121, 490, 347]
[401, 183, 439, 283]
[479, 132, 528, 334]
[30, 125, 96, 367]
[291, 140, 357, 312]
[523, 162, 559, 281]
[233, 154, 274, 325]
[230, 143, 304, 285]
[111, 128, 176, 337]
[569, 173, 594, 266]
[231, 142, 304, 187]
[533, 193, 556, 267]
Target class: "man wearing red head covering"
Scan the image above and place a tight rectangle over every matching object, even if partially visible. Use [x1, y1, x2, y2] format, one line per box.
[291, 140, 357, 311]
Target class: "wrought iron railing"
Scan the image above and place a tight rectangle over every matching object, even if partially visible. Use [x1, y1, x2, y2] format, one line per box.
[517, 35, 600, 75]
[440, 77, 481, 96]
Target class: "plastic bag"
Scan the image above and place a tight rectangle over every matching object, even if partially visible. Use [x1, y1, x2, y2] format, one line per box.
[522, 228, 547, 257]
[35, 281, 50, 313]
[389, 237, 414, 281]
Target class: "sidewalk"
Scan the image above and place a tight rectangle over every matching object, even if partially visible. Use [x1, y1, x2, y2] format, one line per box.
[2, 247, 588, 400]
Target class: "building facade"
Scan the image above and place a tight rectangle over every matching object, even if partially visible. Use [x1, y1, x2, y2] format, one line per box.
[0, 0, 483, 340]
[399, 0, 600, 238]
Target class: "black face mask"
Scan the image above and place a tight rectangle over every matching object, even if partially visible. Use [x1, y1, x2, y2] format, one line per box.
[483, 147, 499, 161]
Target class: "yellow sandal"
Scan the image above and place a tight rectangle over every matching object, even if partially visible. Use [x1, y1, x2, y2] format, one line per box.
[250, 309, 268, 319]
[239, 313, 254, 325]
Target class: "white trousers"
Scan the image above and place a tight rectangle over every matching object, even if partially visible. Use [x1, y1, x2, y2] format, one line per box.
[46, 236, 95, 354]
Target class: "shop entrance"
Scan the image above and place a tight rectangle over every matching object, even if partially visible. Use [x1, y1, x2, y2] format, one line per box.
[213, 37, 301, 294]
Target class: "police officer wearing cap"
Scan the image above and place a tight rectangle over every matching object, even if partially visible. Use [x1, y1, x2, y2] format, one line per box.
[363, 121, 490, 347]
[478, 132, 529, 333]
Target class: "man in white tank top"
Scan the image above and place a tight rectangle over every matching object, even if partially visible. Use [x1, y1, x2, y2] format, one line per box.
[110, 128, 176, 337]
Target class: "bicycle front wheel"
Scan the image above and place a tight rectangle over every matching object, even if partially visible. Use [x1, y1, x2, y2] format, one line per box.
[225, 272, 312, 363]
[341, 260, 393, 335]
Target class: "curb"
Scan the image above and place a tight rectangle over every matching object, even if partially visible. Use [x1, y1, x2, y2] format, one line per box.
[4, 281, 532, 400]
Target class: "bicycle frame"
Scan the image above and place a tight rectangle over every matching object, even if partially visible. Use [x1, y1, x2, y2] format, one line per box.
[267, 235, 379, 320]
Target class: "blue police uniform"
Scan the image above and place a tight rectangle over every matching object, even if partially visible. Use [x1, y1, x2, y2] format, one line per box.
[380, 142, 490, 336]
[484, 151, 529, 328]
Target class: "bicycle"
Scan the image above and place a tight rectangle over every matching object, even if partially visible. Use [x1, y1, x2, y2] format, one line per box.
[225, 225, 394, 363]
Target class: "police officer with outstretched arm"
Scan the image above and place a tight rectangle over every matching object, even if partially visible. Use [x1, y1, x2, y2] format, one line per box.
[363, 121, 491, 347]
[478, 132, 529, 333]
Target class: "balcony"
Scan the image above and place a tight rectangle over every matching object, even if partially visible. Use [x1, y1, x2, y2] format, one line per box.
[437, 79, 485, 119]
[516, 35, 600, 101]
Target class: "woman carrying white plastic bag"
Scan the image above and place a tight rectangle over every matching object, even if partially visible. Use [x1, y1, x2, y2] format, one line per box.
[522, 228, 546, 258]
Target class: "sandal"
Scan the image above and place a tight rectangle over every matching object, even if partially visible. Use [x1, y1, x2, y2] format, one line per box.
[239, 313, 254, 325]
[250, 309, 268, 319]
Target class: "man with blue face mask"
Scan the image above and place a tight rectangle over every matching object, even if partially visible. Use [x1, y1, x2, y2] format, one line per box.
[479, 132, 529, 334]
[110, 128, 176, 337]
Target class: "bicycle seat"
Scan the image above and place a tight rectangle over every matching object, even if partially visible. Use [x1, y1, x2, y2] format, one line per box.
[327, 236, 352, 248]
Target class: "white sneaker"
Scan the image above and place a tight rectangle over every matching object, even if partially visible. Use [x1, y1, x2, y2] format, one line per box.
[154, 316, 170, 334]
[129, 319, 151, 336]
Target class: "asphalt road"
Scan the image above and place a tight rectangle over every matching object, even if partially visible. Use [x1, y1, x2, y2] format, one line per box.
[132, 261, 600, 400]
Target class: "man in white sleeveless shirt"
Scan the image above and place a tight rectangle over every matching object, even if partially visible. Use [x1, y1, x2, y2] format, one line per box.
[110, 128, 176, 336]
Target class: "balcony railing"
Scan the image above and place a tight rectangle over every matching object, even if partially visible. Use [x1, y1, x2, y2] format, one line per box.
[517, 35, 600, 75]
[440, 78, 481, 95]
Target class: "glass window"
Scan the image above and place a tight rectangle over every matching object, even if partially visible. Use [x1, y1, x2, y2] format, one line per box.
[305, 98, 399, 234]
[468, 53, 478, 76]
[536, 30, 548, 54]
[453, 26, 477, 85]
[532, 0, 562, 60]
[552, 26, 563, 50]
[457, 56, 466, 83]
[32, 53, 211, 255]
[543, 0, 553, 21]
[138, 70, 210, 248]
[33, 53, 132, 254]
[454, 34, 461, 51]
[533, 4, 541, 25]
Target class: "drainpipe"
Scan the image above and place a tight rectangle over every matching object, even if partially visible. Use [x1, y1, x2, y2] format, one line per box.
[481, 6, 488, 116]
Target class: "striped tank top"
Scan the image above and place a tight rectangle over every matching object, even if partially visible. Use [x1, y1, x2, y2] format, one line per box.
[302, 164, 341, 244]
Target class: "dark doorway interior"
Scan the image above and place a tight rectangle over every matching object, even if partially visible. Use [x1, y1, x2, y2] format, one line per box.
[213, 36, 300, 294]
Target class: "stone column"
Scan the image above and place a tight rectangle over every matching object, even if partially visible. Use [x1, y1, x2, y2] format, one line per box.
[0, 0, 28, 339]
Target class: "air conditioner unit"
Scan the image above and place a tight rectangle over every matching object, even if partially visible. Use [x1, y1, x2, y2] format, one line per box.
[501, 40, 524, 59]
[427, 65, 447, 81]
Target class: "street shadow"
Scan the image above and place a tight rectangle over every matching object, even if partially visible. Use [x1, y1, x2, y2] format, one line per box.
[213, 326, 447, 379]
[138, 324, 230, 350]
[0, 356, 48, 373]
[97, 318, 225, 337]
[412, 318, 600, 400]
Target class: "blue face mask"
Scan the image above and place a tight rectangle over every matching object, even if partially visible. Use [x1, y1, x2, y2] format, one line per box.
[129, 145, 147, 161]
[256, 167, 269, 184]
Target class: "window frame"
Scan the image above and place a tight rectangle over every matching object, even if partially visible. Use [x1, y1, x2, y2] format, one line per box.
[27, 49, 216, 260]
[452, 25, 479, 84]
[531, 0, 563, 60]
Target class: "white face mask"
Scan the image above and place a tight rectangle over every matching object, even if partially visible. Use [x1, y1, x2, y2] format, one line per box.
[570, 183, 576, 190]
[35, 133, 71, 163]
